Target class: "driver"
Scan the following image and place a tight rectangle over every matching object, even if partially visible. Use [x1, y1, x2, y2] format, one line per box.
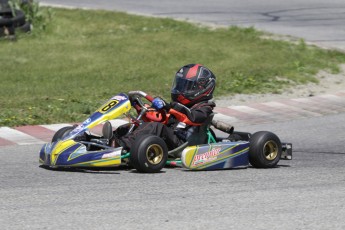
[117, 64, 216, 151]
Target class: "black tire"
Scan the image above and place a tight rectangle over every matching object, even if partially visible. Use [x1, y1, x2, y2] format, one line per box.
[0, 9, 26, 27]
[52, 126, 75, 142]
[248, 131, 282, 168]
[130, 135, 168, 173]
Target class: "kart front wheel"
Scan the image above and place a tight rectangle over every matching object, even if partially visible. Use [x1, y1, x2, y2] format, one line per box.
[51, 126, 75, 142]
[130, 135, 168, 173]
[249, 131, 282, 168]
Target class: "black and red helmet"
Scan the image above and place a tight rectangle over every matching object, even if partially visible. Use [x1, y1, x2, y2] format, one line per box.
[171, 64, 216, 106]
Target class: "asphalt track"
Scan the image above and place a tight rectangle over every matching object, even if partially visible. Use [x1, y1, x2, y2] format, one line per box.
[1, 1, 345, 229]
[1, 113, 345, 230]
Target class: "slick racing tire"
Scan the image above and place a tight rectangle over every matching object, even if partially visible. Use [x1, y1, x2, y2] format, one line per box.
[130, 135, 168, 173]
[248, 131, 282, 168]
[52, 126, 75, 142]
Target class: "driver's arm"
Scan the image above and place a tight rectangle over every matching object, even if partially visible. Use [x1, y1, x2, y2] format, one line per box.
[170, 102, 214, 123]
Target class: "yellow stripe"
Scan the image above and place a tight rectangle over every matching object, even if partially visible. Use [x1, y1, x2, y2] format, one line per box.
[69, 157, 121, 167]
[51, 140, 77, 165]
[188, 146, 199, 168]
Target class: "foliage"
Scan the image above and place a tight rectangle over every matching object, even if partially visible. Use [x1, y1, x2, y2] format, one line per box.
[8, 0, 52, 31]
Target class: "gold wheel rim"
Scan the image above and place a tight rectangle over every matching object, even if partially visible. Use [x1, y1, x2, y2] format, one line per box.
[263, 140, 278, 161]
[146, 144, 164, 165]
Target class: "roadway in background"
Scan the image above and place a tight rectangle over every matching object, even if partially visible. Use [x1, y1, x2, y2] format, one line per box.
[40, 0, 345, 51]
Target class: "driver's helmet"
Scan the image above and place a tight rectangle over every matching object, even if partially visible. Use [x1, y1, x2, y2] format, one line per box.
[171, 64, 216, 106]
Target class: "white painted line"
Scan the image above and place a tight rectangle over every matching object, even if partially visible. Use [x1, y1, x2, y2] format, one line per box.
[263, 101, 322, 116]
[292, 98, 314, 103]
[318, 94, 344, 101]
[40, 3, 86, 10]
[229, 105, 271, 116]
[0, 127, 45, 145]
[214, 113, 238, 123]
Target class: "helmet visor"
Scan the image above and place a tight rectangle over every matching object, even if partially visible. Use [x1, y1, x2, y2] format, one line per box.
[171, 77, 197, 94]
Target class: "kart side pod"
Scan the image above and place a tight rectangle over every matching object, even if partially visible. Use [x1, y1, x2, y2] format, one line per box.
[181, 141, 250, 170]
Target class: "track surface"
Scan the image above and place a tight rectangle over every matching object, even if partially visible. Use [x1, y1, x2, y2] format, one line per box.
[1, 114, 345, 230]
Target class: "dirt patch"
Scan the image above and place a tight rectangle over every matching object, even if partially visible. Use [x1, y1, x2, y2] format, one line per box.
[215, 64, 345, 106]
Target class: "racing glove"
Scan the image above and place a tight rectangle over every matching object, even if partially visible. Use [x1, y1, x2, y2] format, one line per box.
[152, 97, 167, 110]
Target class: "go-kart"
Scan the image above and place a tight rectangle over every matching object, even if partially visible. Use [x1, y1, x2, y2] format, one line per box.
[39, 91, 292, 173]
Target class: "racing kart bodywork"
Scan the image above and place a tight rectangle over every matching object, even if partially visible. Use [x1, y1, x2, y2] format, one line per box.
[39, 91, 292, 173]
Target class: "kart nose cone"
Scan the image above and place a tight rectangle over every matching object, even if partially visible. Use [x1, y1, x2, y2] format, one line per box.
[39, 143, 52, 165]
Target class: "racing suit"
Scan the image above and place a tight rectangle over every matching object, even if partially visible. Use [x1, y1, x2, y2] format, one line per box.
[119, 100, 215, 150]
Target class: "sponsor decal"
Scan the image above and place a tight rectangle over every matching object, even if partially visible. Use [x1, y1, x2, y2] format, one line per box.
[68, 125, 84, 137]
[82, 118, 92, 126]
[113, 95, 127, 101]
[192, 147, 221, 166]
[102, 150, 122, 159]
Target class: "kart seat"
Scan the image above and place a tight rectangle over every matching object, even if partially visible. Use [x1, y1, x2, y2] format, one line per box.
[187, 113, 214, 146]
[168, 113, 214, 158]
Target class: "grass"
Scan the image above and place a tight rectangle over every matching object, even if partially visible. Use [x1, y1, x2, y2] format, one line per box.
[1, 7, 345, 127]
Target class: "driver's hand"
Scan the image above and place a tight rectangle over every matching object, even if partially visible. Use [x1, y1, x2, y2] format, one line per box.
[152, 97, 167, 110]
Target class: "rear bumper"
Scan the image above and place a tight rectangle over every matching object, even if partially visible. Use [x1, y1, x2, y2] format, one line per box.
[281, 142, 292, 160]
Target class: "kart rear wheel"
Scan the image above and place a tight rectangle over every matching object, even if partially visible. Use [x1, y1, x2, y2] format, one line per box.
[52, 126, 75, 142]
[130, 135, 168, 173]
[249, 131, 282, 168]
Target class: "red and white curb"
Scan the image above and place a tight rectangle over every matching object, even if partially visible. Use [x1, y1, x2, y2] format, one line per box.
[1, 92, 345, 147]
[0, 120, 128, 147]
[214, 91, 345, 125]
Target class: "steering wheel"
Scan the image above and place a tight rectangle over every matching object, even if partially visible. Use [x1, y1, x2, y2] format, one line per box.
[128, 91, 154, 109]
[128, 91, 167, 123]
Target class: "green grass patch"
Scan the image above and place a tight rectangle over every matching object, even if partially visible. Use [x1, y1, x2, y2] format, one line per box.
[1, 7, 345, 127]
